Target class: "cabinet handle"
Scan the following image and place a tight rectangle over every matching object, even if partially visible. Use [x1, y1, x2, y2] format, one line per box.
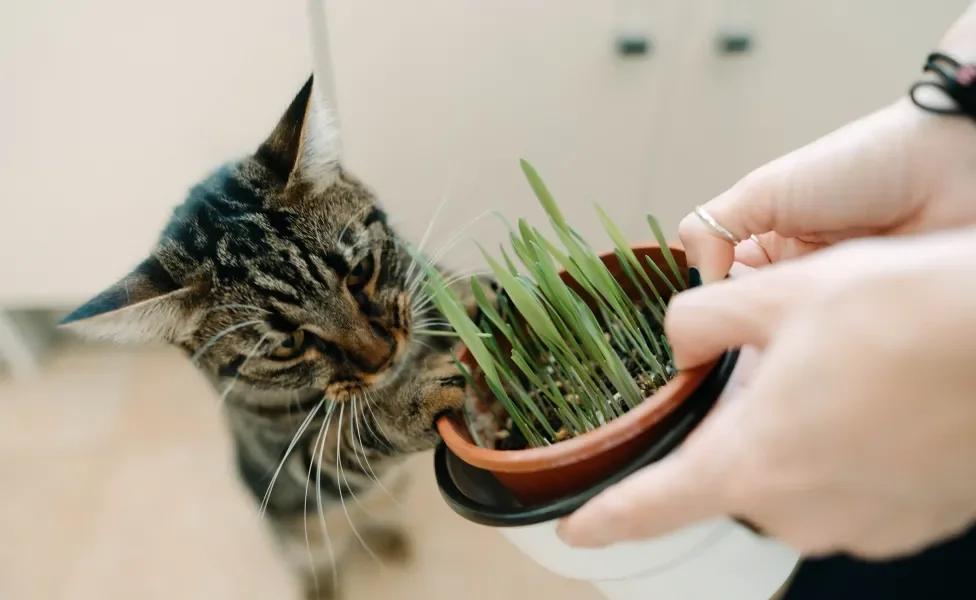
[716, 32, 753, 55]
[716, 0, 759, 55]
[616, 34, 653, 57]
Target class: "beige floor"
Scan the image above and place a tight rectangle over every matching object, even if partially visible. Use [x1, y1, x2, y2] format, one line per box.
[0, 345, 599, 600]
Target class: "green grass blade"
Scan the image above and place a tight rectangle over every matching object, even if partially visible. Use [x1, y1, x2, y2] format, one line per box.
[520, 159, 567, 232]
[644, 255, 679, 296]
[598, 205, 665, 314]
[481, 248, 562, 345]
[646, 214, 685, 290]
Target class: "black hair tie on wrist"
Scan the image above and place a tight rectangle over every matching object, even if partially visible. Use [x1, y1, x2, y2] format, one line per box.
[909, 52, 976, 121]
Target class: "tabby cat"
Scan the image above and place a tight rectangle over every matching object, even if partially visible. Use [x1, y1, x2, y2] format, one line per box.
[61, 76, 492, 599]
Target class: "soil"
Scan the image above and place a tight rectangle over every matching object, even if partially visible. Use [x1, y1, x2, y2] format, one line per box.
[482, 304, 677, 451]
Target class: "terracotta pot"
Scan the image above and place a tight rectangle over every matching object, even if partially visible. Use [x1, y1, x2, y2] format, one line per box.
[435, 243, 721, 506]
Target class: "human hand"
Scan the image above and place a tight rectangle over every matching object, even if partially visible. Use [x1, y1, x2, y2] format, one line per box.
[558, 230, 976, 559]
[680, 98, 976, 283]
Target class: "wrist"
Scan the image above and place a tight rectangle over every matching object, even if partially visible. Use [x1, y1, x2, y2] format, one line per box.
[939, 1, 976, 63]
[907, 4, 976, 121]
[889, 93, 976, 209]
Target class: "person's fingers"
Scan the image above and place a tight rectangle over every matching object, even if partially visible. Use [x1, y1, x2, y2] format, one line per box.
[677, 214, 738, 284]
[665, 262, 811, 369]
[558, 352, 763, 549]
[733, 233, 831, 268]
[678, 169, 781, 283]
[557, 451, 727, 548]
[679, 105, 914, 282]
[665, 280, 772, 370]
[733, 237, 773, 268]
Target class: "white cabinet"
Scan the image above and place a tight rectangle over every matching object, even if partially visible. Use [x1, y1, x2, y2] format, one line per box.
[649, 0, 972, 216]
[332, 0, 971, 271]
[327, 0, 688, 264]
[0, 0, 970, 306]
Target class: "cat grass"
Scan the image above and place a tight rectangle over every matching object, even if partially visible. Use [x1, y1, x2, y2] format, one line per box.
[411, 160, 686, 450]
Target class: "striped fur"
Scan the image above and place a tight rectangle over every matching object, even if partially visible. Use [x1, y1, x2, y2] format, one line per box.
[62, 75, 493, 599]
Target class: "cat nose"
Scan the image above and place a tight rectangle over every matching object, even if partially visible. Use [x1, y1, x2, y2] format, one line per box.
[347, 325, 397, 374]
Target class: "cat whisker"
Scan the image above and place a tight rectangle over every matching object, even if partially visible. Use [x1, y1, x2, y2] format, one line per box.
[412, 325, 451, 332]
[422, 209, 493, 270]
[348, 397, 381, 486]
[401, 243, 425, 295]
[400, 207, 494, 304]
[411, 317, 452, 330]
[399, 248, 432, 300]
[310, 401, 340, 599]
[219, 332, 271, 409]
[335, 408, 376, 518]
[335, 403, 385, 569]
[191, 320, 265, 365]
[409, 265, 487, 297]
[404, 167, 457, 285]
[413, 317, 451, 325]
[204, 304, 270, 315]
[410, 339, 435, 352]
[351, 396, 401, 506]
[256, 390, 324, 520]
[411, 327, 453, 338]
[360, 391, 396, 452]
[412, 330, 464, 339]
[394, 239, 440, 300]
[409, 268, 491, 317]
[404, 208, 492, 290]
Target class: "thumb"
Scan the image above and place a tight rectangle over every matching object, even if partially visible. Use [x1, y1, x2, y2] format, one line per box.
[679, 116, 879, 283]
[678, 167, 783, 283]
[557, 451, 727, 548]
[665, 262, 804, 370]
[557, 346, 763, 548]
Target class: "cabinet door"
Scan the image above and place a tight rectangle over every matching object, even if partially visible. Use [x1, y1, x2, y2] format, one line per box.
[328, 0, 685, 269]
[647, 0, 972, 231]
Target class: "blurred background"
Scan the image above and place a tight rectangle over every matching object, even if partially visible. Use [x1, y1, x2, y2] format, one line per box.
[0, 1, 969, 598]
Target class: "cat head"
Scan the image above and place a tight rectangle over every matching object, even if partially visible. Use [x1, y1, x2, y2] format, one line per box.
[62, 76, 423, 404]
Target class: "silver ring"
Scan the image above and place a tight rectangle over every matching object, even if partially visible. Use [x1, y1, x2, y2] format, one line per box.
[694, 206, 742, 245]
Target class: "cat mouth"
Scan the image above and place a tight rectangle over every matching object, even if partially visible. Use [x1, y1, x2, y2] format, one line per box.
[326, 379, 368, 402]
[324, 349, 410, 402]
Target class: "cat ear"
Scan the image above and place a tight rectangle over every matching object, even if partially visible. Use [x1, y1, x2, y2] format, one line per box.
[256, 75, 341, 194]
[59, 258, 201, 345]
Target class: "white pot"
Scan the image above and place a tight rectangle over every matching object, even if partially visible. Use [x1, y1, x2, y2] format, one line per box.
[499, 517, 798, 600]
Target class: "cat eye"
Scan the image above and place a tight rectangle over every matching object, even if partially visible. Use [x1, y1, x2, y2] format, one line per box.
[346, 255, 375, 290]
[270, 330, 306, 359]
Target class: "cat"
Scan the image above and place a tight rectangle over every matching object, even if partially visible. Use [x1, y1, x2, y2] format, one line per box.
[60, 75, 494, 599]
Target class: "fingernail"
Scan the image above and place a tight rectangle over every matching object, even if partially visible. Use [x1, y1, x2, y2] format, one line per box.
[558, 519, 608, 549]
[688, 267, 702, 288]
[557, 520, 590, 548]
[733, 517, 767, 537]
[556, 519, 575, 544]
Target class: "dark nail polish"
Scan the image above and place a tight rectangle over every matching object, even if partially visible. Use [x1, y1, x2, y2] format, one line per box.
[733, 517, 766, 537]
[688, 267, 702, 288]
